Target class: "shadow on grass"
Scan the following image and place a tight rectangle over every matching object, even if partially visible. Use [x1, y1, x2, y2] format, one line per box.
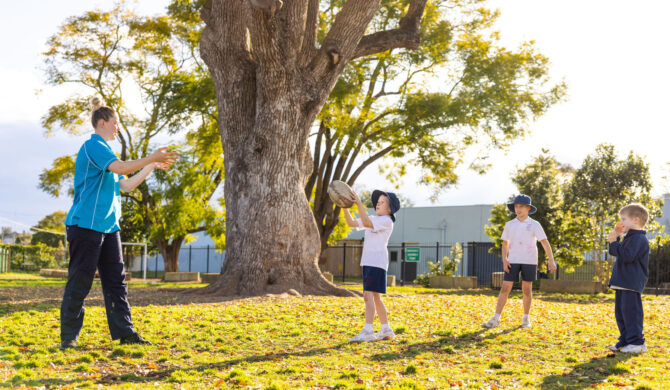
[534, 292, 615, 305]
[0, 285, 251, 315]
[412, 288, 500, 297]
[540, 352, 633, 389]
[370, 325, 522, 361]
[2, 342, 354, 388]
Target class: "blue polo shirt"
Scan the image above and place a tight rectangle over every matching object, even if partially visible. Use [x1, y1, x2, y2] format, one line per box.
[65, 134, 122, 233]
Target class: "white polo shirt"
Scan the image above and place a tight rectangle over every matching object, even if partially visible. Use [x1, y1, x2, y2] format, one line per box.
[356, 215, 394, 271]
[501, 217, 547, 265]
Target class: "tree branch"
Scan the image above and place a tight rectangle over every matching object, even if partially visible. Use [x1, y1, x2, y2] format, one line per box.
[353, 0, 428, 59]
[309, 0, 382, 78]
[348, 144, 396, 184]
[300, 0, 319, 65]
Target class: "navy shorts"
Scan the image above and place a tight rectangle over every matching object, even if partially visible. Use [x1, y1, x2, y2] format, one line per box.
[503, 263, 537, 282]
[362, 266, 387, 294]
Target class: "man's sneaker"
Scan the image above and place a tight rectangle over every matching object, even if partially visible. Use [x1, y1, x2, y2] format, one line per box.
[482, 317, 500, 329]
[621, 344, 647, 354]
[59, 339, 78, 350]
[120, 333, 152, 345]
[521, 317, 532, 328]
[375, 328, 395, 341]
[607, 344, 622, 352]
[349, 330, 376, 342]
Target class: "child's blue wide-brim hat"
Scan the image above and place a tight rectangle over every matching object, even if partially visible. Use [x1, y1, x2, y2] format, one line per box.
[507, 194, 537, 214]
[372, 190, 401, 222]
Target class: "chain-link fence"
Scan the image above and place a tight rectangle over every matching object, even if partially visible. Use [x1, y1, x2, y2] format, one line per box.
[0, 244, 68, 271]
[136, 246, 225, 278]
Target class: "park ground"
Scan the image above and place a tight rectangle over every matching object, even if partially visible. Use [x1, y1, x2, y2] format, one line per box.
[1, 273, 669, 389]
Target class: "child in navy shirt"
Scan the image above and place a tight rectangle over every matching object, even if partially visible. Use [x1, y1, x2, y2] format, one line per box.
[607, 203, 650, 354]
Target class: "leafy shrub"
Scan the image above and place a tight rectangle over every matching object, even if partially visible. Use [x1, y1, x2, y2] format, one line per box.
[415, 243, 463, 287]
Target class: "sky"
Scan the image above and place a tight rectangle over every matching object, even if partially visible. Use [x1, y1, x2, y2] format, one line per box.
[1, 0, 670, 231]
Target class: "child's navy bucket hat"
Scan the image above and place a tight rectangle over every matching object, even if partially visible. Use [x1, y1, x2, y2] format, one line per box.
[507, 194, 537, 215]
[371, 190, 401, 222]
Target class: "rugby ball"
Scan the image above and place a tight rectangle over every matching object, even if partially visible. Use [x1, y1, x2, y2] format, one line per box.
[328, 180, 355, 208]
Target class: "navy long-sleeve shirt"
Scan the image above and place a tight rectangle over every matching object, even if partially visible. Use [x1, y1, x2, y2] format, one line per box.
[608, 229, 649, 293]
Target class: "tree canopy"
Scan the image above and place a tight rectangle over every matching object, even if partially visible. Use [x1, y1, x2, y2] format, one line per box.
[39, 2, 224, 271]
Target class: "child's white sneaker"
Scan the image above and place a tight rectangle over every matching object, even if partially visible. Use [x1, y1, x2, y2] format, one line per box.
[375, 328, 395, 341]
[607, 344, 621, 352]
[349, 329, 376, 342]
[521, 316, 531, 328]
[620, 344, 647, 354]
[482, 317, 500, 328]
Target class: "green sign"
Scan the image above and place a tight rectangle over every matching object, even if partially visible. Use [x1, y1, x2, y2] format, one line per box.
[405, 247, 420, 262]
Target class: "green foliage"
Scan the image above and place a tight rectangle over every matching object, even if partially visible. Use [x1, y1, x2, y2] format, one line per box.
[30, 211, 67, 248]
[0, 243, 62, 270]
[485, 150, 590, 270]
[39, 1, 224, 268]
[564, 144, 663, 285]
[38, 156, 75, 198]
[415, 243, 462, 287]
[308, 0, 566, 248]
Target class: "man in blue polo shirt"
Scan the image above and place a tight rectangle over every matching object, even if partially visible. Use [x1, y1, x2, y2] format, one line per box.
[60, 98, 177, 350]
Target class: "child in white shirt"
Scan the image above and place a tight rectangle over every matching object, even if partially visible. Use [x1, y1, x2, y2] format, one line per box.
[483, 194, 556, 329]
[343, 190, 400, 342]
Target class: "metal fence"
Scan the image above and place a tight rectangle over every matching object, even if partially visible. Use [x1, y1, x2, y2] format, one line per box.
[0, 245, 68, 271]
[139, 246, 225, 277]
[649, 244, 670, 288]
[325, 242, 497, 285]
[325, 241, 670, 288]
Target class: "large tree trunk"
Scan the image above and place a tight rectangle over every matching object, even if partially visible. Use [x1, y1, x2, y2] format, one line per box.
[157, 237, 185, 273]
[196, 0, 427, 296]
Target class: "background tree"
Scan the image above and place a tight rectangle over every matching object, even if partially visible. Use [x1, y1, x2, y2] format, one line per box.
[305, 0, 566, 258]
[485, 150, 590, 271]
[198, 0, 565, 296]
[30, 211, 67, 248]
[39, 2, 224, 272]
[1, 227, 13, 243]
[564, 143, 663, 288]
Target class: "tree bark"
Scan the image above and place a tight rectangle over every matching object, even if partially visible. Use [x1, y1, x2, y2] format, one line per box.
[197, 0, 427, 297]
[157, 237, 185, 273]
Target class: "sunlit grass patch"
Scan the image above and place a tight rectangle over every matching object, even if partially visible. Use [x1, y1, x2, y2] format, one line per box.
[0, 276, 669, 389]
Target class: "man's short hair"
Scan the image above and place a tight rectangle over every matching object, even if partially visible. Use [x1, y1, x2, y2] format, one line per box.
[619, 203, 649, 227]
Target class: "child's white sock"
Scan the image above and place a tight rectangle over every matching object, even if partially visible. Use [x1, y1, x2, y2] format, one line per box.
[381, 323, 392, 332]
[492, 313, 501, 320]
[363, 323, 373, 333]
[522, 314, 530, 321]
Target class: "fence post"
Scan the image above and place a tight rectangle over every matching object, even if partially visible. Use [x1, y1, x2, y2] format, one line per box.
[342, 243, 347, 283]
[656, 237, 660, 289]
[435, 241, 439, 265]
[155, 254, 158, 278]
[469, 242, 476, 283]
[188, 246, 192, 272]
[206, 246, 210, 273]
[401, 242, 406, 286]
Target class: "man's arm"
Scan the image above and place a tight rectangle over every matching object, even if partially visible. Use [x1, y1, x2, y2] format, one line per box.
[539, 239, 557, 273]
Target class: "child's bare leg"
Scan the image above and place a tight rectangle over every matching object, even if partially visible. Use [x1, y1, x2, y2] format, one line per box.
[372, 293, 388, 324]
[521, 281, 533, 315]
[495, 281, 514, 314]
[364, 291, 376, 325]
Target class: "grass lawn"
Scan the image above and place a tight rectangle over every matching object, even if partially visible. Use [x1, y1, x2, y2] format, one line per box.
[1, 273, 669, 389]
